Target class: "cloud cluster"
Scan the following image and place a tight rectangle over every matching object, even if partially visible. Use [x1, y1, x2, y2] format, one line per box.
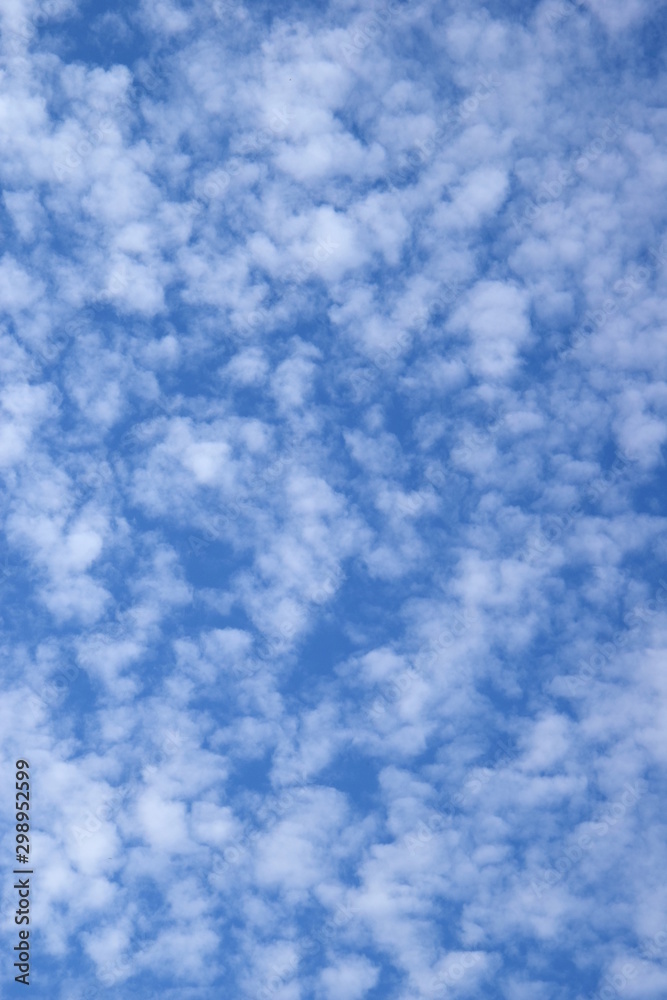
[0, 0, 665, 997]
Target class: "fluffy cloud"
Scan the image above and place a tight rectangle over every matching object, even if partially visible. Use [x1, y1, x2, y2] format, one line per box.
[0, 0, 664, 998]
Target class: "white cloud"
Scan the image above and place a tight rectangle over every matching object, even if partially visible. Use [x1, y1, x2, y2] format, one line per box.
[0, 2, 665, 998]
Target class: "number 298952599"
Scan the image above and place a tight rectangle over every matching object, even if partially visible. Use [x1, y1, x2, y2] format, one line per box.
[15, 760, 30, 864]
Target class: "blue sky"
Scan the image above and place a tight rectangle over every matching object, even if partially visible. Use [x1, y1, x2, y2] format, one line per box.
[1, 0, 666, 998]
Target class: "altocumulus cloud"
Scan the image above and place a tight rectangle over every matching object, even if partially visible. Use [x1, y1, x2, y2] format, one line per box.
[0, 0, 666, 998]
